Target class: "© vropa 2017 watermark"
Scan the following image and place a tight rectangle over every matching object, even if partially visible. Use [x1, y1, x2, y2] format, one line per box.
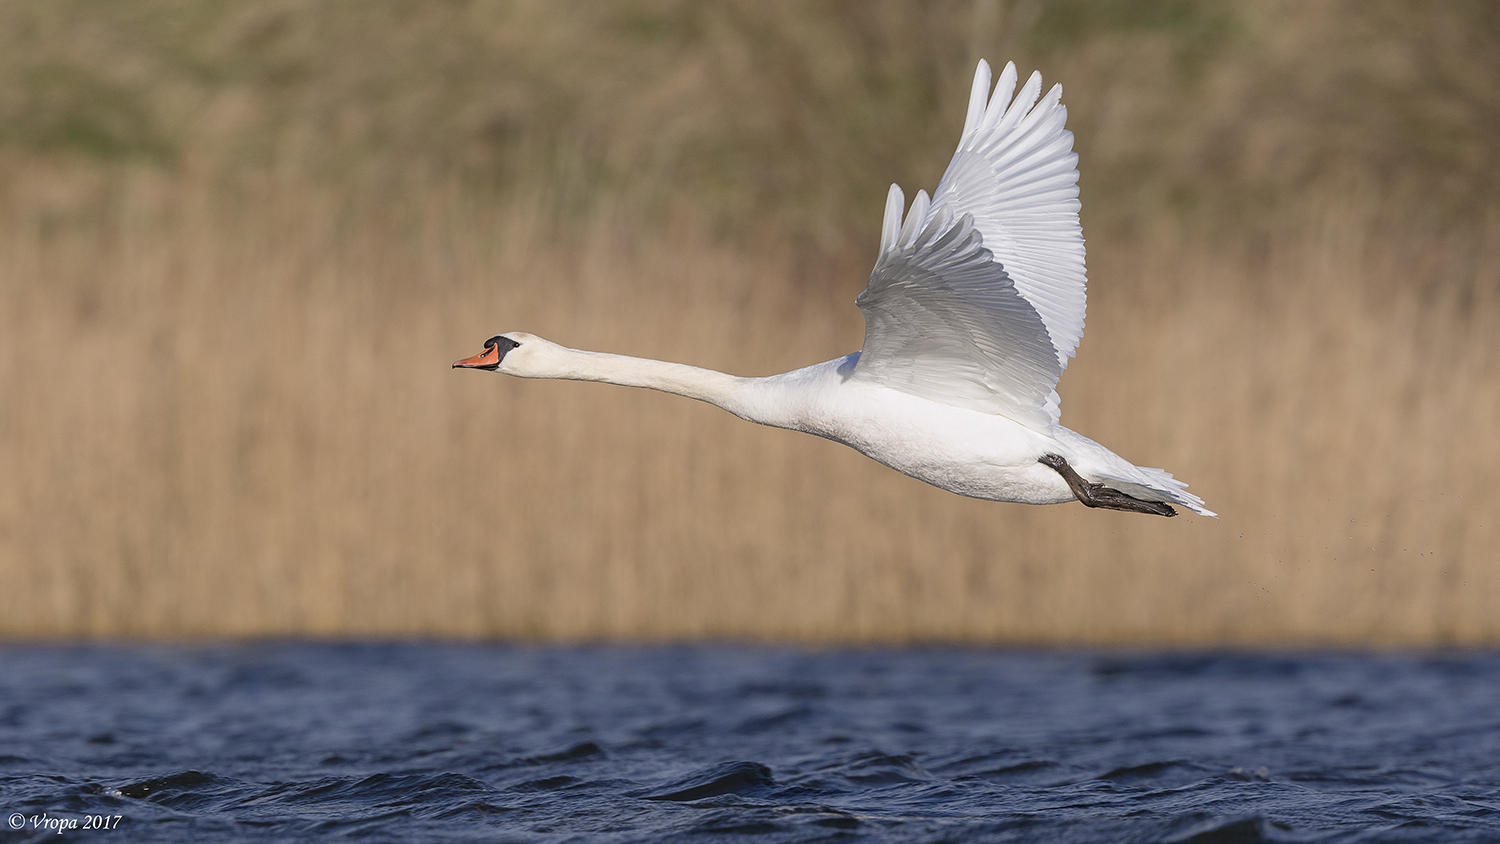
[8, 812, 124, 834]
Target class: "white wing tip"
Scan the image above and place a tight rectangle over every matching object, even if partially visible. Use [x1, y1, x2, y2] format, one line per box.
[897, 190, 931, 249]
[878, 184, 905, 256]
[960, 60, 992, 141]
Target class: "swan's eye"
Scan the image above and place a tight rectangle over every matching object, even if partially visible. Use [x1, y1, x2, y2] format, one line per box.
[485, 335, 522, 355]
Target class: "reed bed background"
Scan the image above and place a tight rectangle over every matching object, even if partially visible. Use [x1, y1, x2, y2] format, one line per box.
[1, 1, 1496, 644]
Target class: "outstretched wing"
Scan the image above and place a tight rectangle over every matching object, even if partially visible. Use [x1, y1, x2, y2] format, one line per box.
[852, 60, 1086, 428]
[855, 190, 1062, 428]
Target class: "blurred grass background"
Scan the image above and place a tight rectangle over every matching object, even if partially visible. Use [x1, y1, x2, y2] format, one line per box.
[1, 0, 1496, 643]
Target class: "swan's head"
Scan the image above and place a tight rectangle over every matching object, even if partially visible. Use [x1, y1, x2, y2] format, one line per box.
[452, 332, 568, 378]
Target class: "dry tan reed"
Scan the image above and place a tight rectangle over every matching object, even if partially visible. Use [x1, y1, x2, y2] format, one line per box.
[0, 164, 1495, 644]
[1, 1, 1497, 643]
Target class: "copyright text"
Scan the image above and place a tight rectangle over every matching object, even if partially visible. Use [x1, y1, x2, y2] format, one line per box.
[7, 812, 124, 834]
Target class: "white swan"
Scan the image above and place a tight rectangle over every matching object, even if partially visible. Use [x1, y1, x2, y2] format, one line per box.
[456, 60, 1213, 518]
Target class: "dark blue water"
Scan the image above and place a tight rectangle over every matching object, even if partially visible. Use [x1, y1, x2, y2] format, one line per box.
[1, 644, 1497, 842]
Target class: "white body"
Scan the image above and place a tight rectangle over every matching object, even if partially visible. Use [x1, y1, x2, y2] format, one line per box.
[459, 60, 1213, 517]
[776, 355, 1077, 504]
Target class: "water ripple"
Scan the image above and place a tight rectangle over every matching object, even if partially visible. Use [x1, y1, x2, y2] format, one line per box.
[0, 644, 1497, 842]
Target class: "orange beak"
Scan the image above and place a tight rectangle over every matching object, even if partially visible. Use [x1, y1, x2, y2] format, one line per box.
[453, 345, 500, 370]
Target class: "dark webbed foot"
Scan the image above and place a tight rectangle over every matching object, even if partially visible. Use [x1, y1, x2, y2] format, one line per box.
[1039, 453, 1177, 517]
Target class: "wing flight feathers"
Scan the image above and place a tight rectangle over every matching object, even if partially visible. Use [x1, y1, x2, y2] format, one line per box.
[854, 60, 1086, 427]
[878, 184, 905, 256]
[857, 202, 1062, 428]
[959, 61, 991, 141]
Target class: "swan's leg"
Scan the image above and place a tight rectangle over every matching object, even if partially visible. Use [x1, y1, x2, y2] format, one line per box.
[1038, 454, 1177, 517]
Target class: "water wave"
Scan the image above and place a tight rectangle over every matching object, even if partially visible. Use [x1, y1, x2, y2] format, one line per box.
[1, 644, 1497, 842]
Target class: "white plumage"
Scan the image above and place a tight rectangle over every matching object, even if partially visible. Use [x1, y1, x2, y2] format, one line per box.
[857, 61, 1085, 430]
[456, 60, 1213, 518]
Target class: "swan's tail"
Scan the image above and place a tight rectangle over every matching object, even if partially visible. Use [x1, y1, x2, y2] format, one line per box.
[1096, 466, 1216, 518]
[1055, 428, 1216, 517]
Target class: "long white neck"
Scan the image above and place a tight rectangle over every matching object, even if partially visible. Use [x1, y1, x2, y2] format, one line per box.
[523, 346, 781, 425]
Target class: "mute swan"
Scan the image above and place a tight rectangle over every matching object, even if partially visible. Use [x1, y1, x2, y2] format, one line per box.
[456, 60, 1213, 517]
